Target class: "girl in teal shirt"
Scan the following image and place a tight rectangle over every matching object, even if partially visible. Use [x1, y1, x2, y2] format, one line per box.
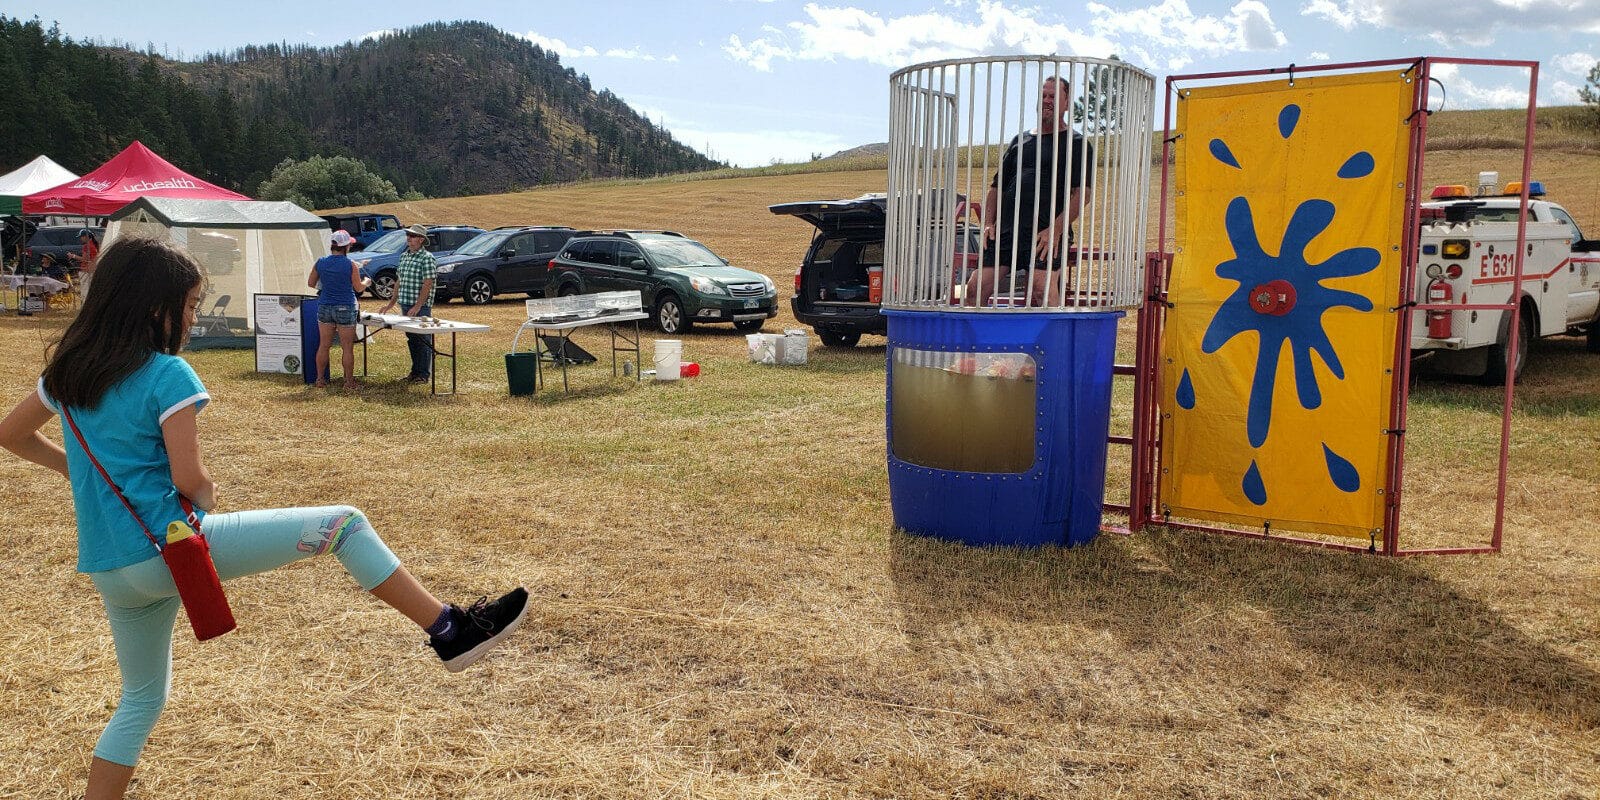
[0, 237, 528, 800]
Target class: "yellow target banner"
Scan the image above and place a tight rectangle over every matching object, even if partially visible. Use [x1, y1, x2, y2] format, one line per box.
[1159, 70, 1414, 537]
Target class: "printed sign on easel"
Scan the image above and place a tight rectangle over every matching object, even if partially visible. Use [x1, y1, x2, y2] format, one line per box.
[254, 294, 308, 374]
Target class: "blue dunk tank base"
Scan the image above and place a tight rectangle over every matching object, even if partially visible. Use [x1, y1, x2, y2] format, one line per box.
[886, 309, 1122, 547]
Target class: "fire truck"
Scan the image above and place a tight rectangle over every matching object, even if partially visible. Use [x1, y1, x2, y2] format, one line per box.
[1411, 175, 1600, 382]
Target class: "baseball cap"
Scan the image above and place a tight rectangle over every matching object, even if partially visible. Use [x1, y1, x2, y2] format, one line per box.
[330, 230, 356, 247]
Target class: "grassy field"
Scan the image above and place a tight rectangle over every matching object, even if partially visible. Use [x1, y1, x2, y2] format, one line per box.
[1, 129, 1598, 797]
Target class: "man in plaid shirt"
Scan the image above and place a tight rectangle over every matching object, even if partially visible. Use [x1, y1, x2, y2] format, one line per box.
[379, 225, 438, 383]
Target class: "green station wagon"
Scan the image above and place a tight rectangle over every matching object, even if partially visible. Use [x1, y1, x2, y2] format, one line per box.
[545, 231, 777, 334]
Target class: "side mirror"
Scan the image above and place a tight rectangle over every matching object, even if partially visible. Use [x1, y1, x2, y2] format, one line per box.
[622, 255, 647, 269]
[1574, 239, 1600, 253]
[720, 257, 730, 265]
[500, 248, 517, 258]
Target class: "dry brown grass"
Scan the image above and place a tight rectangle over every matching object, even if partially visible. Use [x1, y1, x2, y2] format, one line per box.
[2, 143, 1598, 798]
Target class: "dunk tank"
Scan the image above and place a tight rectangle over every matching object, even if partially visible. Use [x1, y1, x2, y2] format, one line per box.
[883, 57, 1155, 547]
[888, 55, 1535, 554]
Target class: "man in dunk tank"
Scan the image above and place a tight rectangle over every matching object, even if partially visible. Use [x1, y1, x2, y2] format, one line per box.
[964, 75, 1095, 307]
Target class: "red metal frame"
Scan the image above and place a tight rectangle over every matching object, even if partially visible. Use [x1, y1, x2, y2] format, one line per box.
[1122, 56, 1539, 555]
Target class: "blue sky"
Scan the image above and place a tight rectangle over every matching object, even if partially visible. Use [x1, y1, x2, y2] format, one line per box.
[10, 0, 1599, 167]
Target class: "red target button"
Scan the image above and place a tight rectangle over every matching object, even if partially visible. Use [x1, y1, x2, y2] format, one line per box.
[1249, 279, 1296, 316]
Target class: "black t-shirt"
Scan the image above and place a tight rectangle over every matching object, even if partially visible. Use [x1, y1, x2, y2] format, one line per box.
[989, 130, 1093, 253]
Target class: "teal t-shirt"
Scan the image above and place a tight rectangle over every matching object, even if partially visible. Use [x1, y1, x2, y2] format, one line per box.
[38, 353, 210, 573]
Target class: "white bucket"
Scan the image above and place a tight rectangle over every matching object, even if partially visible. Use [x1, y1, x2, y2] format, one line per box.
[652, 339, 682, 381]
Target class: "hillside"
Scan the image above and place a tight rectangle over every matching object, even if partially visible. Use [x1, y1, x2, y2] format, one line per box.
[0, 17, 722, 199]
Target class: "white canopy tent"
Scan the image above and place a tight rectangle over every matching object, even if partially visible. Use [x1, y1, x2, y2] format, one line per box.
[105, 197, 330, 348]
[0, 155, 78, 216]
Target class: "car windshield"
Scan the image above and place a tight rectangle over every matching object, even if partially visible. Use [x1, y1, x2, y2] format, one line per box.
[364, 229, 409, 254]
[639, 239, 724, 268]
[452, 231, 512, 257]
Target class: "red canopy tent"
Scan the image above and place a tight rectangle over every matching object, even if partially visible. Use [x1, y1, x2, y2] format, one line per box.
[23, 141, 248, 216]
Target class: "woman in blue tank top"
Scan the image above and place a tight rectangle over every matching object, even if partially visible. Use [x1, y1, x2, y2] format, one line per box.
[307, 229, 370, 389]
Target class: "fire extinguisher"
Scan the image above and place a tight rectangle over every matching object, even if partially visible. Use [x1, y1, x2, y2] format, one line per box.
[1426, 277, 1453, 339]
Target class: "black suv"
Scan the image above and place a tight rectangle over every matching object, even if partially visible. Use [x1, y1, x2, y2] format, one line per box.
[434, 226, 577, 304]
[23, 225, 104, 274]
[546, 231, 778, 334]
[770, 194, 979, 347]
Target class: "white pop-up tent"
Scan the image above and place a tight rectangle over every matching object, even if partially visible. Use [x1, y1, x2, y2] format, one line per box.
[105, 197, 330, 348]
[0, 155, 78, 216]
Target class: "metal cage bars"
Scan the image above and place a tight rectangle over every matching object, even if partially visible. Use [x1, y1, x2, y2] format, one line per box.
[884, 56, 1154, 312]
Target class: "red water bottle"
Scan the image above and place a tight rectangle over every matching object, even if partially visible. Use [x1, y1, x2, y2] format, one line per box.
[164, 520, 237, 641]
[679, 362, 700, 378]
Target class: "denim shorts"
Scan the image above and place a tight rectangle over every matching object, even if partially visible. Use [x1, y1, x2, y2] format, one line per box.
[317, 304, 359, 325]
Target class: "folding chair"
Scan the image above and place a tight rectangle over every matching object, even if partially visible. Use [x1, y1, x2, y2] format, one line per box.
[196, 294, 233, 335]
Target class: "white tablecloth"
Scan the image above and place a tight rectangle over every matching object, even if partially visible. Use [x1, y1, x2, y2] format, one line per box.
[358, 312, 490, 334]
[0, 275, 69, 292]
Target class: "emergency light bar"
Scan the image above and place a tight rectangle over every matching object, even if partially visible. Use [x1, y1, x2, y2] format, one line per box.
[1501, 180, 1545, 197]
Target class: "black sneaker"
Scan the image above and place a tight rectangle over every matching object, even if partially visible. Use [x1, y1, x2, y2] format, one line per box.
[430, 588, 529, 672]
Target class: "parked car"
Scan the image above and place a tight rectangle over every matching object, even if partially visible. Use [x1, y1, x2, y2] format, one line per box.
[321, 213, 401, 250]
[546, 231, 778, 334]
[22, 225, 104, 274]
[188, 231, 244, 276]
[433, 226, 578, 304]
[768, 193, 979, 347]
[353, 225, 485, 300]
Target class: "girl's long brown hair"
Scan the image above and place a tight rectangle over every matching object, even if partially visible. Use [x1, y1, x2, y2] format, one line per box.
[42, 236, 202, 409]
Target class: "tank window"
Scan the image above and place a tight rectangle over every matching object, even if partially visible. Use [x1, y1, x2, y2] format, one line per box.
[890, 348, 1038, 473]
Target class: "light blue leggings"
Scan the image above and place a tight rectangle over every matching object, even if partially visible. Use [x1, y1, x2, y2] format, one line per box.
[86, 505, 401, 766]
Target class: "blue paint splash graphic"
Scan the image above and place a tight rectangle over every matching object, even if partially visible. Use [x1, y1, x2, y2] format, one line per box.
[1176, 369, 1196, 409]
[1337, 152, 1375, 179]
[1201, 197, 1378, 448]
[1183, 102, 1384, 508]
[1243, 460, 1268, 505]
[1209, 139, 1241, 169]
[1278, 105, 1301, 138]
[1322, 444, 1361, 492]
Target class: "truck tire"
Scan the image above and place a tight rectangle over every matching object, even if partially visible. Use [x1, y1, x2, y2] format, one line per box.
[1483, 308, 1532, 384]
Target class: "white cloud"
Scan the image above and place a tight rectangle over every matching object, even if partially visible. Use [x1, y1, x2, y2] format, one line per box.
[1300, 0, 1600, 45]
[1427, 63, 1535, 109]
[518, 32, 598, 58]
[360, 29, 395, 42]
[724, 34, 792, 72]
[510, 32, 680, 63]
[1088, 0, 1285, 54]
[604, 48, 657, 61]
[1299, 0, 1374, 30]
[1308, 51, 1331, 61]
[1546, 80, 1583, 104]
[723, 0, 1292, 73]
[1552, 52, 1597, 76]
[1233, 1, 1288, 50]
[725, 1, 1116, 71]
